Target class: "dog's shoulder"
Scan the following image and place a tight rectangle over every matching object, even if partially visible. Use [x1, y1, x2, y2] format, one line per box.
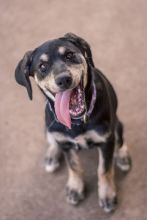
[93, 68, 118, 112]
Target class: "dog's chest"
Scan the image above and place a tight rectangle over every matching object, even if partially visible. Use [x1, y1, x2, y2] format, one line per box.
[73, 130, 107, 149]
[47, 129, 108, 151]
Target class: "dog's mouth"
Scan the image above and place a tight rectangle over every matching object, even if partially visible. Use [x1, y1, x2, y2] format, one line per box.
[54, 78, 85, 129]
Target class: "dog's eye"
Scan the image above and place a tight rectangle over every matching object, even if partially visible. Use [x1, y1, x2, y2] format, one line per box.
[39, 63, 49, 73]
[65, 52, 74, 61]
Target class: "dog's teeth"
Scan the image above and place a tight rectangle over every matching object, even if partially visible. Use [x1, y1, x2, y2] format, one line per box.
[69, 82, 85, 117]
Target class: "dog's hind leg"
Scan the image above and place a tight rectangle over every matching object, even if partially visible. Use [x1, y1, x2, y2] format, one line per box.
[45, 131, 63, 173]
[98, 135, 117, 213]
[115, 121, 132, 172]
[64, 149, 85, 205]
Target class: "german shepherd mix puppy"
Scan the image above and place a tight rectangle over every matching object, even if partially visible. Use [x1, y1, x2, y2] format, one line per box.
[15, 33, 131, 213]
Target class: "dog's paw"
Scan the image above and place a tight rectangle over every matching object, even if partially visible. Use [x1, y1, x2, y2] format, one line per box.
[116, 155, 132, 172]
[44, 158, 60, 173]
[99, 196, 117, 213]
[115, 144, 132, 172]
[66, 187, 84, 205]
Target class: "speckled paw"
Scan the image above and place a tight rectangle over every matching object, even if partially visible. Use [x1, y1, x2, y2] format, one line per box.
[66, 187, 84, 205]
[99, 196, 117, 213]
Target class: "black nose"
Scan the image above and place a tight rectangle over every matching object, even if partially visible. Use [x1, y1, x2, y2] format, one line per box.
[55, 75, 72, 89]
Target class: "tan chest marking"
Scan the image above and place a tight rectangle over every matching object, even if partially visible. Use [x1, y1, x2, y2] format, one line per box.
[47, 130, 109, 149]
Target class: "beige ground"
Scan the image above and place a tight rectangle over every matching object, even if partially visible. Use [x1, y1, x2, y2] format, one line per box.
[0, 0, 147, 219]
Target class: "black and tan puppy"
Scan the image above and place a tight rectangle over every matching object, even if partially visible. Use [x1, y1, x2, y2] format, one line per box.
[15, 33, 131, 213]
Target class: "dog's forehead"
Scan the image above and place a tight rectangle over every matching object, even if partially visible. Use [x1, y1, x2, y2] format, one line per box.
[34, 39, 80, 61]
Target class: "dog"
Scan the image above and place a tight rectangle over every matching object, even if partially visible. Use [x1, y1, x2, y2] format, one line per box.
[15, 33, 131, 213]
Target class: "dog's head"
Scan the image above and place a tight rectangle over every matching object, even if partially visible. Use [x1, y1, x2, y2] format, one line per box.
[15, 33, 94, 128]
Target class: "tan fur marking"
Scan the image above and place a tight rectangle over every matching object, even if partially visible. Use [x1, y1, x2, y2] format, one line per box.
[47, 131, 109, 150]
[98, 168, 115, 199]
[79, 54, 88, 88]
[67, 64, 84, 87]
[46, 132, 62, 158]
[65, 150, 84, 193]
[115, 143, 131, 171]
[117, 143, 129, 158]
[34, 73, 57, 100]
[58, 46, 65, 54]
[40, 53, 48, 61]
[45, 131, 62, 172]
[98, 149, 116, 199]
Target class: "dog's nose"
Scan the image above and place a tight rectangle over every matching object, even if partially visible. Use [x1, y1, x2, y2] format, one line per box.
[55, 75, 72, 89]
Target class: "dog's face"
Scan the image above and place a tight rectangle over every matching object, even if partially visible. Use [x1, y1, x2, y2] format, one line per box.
[15, 33, 95, 128]
[33, 39, 87, 99]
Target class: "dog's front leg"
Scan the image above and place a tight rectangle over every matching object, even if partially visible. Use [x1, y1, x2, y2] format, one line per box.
[98, 135, 117, 213]
[64, 149, 85, 205]
[45, 131, 63, 173]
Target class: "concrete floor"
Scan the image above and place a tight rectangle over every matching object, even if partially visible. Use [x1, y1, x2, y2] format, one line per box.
[0, 0, 147, 219]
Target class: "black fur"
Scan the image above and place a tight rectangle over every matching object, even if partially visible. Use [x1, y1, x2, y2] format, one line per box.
[15, 51, 33, 99]
[15, 33, 124, 174]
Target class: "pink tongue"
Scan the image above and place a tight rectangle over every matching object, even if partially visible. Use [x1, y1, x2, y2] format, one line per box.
[55, 90, 72, 129]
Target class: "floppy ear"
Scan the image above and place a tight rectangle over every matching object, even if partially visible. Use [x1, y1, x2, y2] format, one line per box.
[15, 51, 33, 100]
[64, 33, 95, 67]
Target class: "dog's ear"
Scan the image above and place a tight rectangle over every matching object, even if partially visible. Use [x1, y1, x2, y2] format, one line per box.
[15, 51, 33, 100]
[64, 33, 95, 67]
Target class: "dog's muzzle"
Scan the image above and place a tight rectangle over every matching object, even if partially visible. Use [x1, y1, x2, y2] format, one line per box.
[54, 75, 86, 129]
